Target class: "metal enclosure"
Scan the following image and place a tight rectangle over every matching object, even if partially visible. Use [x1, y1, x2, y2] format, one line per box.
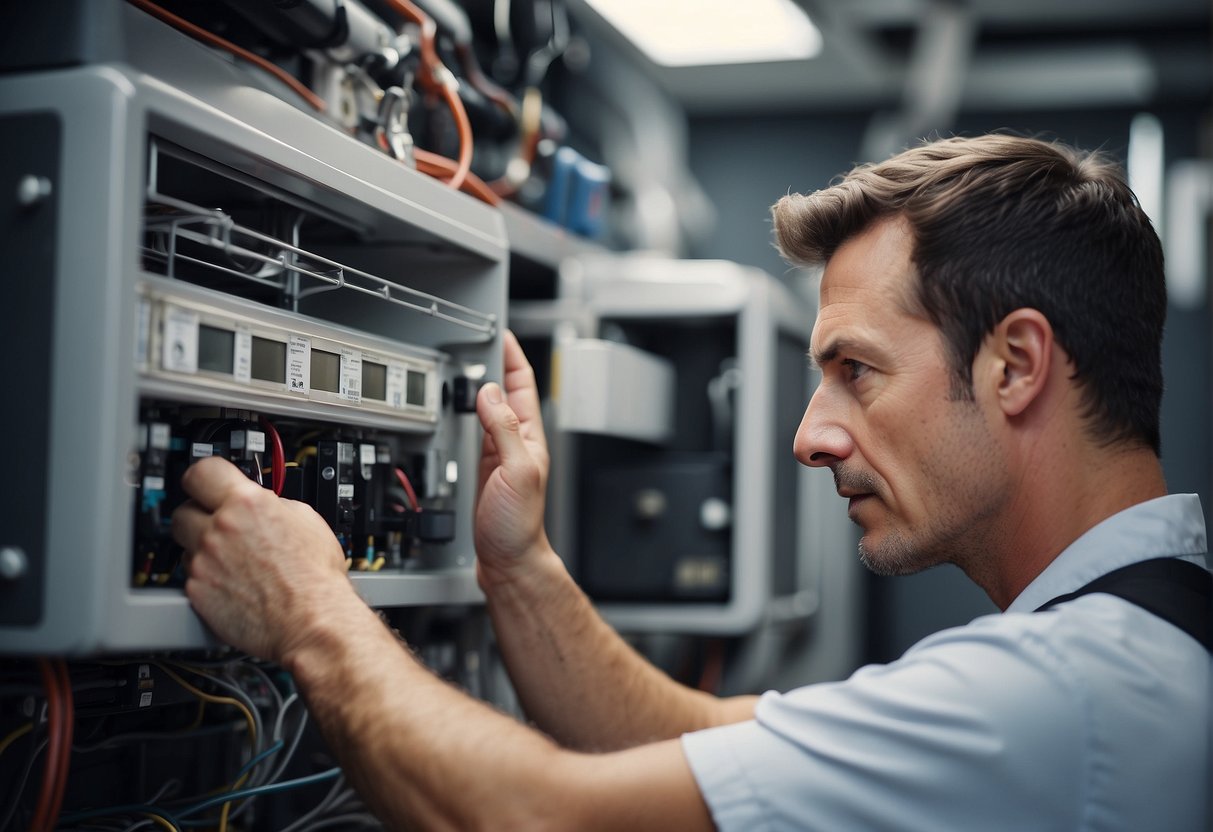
[0, 2, 507, 655]
[513, 254, 826, 634]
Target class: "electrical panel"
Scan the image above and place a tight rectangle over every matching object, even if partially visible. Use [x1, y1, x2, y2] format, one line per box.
[0, 2, 508, 655]
[513, 255, 834, 634]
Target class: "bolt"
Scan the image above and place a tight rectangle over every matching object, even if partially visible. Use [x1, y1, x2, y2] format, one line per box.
[0, 546, 29, 580]
[16, 175, 52, 208]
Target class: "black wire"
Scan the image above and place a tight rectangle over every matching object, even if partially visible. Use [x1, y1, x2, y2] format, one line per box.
[0, 737, 46, 832]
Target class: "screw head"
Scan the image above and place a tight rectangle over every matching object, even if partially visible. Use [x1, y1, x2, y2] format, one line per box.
[0, 546, 28, 580]
[16, 175, 52, 208]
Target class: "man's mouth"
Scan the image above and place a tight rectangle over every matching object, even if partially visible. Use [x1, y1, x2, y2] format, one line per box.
[847, 493, 873, 512]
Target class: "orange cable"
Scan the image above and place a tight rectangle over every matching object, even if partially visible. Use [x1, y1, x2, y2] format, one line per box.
[383, 0, 475, 192]
[128, 1, 485, 201]
[415, 149, 500, 205]
[437, 80, 475, 192]
[29, 659, 62, 832]
[125, 0, 326, 112]
[48, 660, 73, 831]
[455, 42, 518, 119]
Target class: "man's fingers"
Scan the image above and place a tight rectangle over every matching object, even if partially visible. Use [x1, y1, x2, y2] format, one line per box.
[180, 455, 256, 512]
[477, 382, 529, 470]
[501, 330, 545, 431]
[171, 500, 210, 553]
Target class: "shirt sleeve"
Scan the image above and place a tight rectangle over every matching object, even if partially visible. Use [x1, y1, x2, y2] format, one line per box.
[681, 620, 1088, 832]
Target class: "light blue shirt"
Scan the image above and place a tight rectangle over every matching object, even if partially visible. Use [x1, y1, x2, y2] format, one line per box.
[682, 494, 1212, 831]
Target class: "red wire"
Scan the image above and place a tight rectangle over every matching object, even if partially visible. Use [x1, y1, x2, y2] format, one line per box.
[697, 639, 725, 694]
[48, 660, 73, 829]
[394, 467, 421, 512]
[30, 659, 62, 832]
[259, 417, 286, 496]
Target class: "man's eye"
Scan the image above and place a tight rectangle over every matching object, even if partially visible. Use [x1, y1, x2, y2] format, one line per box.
[841, 359, 870, 381]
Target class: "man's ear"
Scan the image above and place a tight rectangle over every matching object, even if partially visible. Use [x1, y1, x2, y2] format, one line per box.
[988, 308, 1054, 417]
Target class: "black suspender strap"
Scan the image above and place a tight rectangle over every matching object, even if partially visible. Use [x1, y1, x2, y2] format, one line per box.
[1034, 557, 1212, 652]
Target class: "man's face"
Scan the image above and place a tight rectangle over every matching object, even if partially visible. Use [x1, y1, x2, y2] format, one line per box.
[794, 218, 1009, 576]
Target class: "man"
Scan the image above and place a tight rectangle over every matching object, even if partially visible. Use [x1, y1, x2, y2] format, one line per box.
[174, 134, 1211, 830]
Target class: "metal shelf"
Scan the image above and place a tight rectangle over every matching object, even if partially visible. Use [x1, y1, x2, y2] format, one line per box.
[145, 142, 498, 342]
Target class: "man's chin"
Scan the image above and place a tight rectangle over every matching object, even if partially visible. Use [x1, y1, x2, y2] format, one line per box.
[857, 531, 926, 577]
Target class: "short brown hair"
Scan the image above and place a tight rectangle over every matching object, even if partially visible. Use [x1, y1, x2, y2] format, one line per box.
[773, 134, 1166, 454]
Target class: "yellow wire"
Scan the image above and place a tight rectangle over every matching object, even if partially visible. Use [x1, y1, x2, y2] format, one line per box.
[156, 664, 257, 747]
[294, 446, 317, 465]
[158, 664, 257, 832]
[186, 699, 207, 730]
[143, 812, 178, 832]
[0, 722, 33, 760]
[218, 770, 251, 832]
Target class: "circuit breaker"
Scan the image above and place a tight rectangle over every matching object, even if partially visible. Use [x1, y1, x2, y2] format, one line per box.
[0, 2, 507, 655]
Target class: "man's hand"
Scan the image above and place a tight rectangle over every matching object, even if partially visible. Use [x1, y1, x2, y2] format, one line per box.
[172, 456, 360, 663]
[474, 330, 554, 588]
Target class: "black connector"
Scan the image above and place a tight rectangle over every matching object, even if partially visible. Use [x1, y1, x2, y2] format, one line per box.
[383, 509, 456, 543]
[415, 509, 456, 543]
[451, 376, 481, 413]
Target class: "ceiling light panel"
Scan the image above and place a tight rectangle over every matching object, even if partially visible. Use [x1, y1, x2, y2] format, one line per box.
[584, 0, 822, 67]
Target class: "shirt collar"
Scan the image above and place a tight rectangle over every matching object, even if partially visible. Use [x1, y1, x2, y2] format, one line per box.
[1005, 493, 1208, 614]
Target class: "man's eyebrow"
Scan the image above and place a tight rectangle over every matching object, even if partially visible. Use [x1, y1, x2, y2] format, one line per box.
[808, 339, 857, 371]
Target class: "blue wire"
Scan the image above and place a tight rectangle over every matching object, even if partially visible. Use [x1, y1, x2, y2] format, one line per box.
[58, 804, 184, 829]
[234, 738, 284, 780]
[176, 766, 342, 818]
[58, 764, 338, 829]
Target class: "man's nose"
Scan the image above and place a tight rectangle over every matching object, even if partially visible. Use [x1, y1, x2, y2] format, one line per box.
[793, 387, 853, 468]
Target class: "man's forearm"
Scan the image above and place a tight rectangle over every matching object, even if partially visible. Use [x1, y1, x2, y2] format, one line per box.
[283, 595, 568, 829]
[482, 545, 757, 751]
[281, 591, 716, 831]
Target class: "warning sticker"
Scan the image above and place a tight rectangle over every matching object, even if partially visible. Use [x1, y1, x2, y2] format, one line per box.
[234, 325, 252, 383]
[287, 335, 310, 394]
[162, 305, 199, 374]
[340, 348, 362, 402]
[386, 361, 407, 409]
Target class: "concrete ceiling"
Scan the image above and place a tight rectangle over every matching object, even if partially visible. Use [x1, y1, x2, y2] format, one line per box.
[568, 0, 1211, 116]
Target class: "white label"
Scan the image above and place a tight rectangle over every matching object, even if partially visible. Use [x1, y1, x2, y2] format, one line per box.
[136, 297, 151, 369]
[340, 348, 361, 402]
[142, 475, 165, 492]
[287, 335, 310, 394]
[386, 361, 407, 409]
[139, 691, 153, 708]
[191, 442, 213, 458]
[360, 444, 376, 466]
[233, 325, 252, 383]
[162, 305, 199, 374]
[246, 430, 266, 453]
[337, 483, 355, 499]
[149, 423, 171, 450]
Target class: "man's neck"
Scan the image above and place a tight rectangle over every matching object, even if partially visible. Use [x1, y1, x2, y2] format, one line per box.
[968, 442, 1168, 610]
